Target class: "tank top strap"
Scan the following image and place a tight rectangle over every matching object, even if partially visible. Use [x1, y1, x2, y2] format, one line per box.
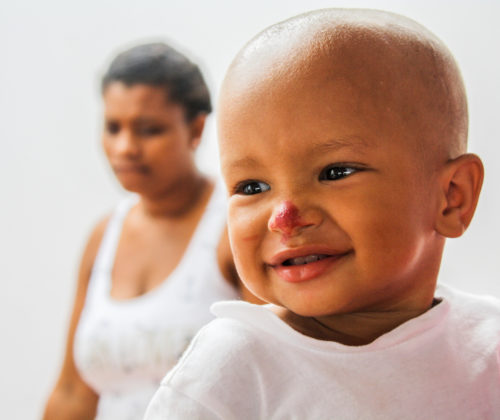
[92, 195, 138, 275]
[191, 179, 228, 250]
[82, 196, 136, 309]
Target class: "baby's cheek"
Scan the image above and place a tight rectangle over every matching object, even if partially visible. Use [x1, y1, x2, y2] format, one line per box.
[228, 203, 263, 244]
[228, 204, 267, 279]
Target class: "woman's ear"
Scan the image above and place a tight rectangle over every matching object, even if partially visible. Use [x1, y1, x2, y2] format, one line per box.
[188, 113, 207, 150]
[435, 153, 484, 238]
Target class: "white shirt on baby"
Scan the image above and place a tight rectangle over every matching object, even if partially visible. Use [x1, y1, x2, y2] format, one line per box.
[144, 284, 500, 420]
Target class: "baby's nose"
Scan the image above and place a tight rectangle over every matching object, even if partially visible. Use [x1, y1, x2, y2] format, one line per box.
[268, 201, 312, 237]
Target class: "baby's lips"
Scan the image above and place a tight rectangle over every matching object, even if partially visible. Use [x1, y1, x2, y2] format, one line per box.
[267, 245, 349, 267]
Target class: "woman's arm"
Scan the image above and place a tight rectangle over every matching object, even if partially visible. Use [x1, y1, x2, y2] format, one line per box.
[217, 225, 264, 304]
[42, 217, 109, 420]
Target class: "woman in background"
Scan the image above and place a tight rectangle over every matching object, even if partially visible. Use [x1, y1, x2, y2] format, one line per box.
[43, 42, 254, 420]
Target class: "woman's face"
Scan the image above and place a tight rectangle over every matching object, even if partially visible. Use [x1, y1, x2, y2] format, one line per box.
[102, 82, 203, 196]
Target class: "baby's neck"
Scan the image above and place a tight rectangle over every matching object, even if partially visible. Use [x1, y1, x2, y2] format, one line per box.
[275, 299, 439, 346]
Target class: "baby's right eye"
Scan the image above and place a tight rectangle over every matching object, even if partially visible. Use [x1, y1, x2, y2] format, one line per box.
[234, 180, 270, 195]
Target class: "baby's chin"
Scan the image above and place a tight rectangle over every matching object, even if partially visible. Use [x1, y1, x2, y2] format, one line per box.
[247, 284, 354, 317]
[269, 295, 350, 319]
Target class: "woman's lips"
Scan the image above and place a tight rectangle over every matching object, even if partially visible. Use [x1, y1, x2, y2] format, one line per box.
[113, 164, 149, 174]
[268, 248, 351, 283]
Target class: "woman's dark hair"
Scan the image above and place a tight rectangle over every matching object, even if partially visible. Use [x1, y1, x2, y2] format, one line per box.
[101, 42, 212, 121]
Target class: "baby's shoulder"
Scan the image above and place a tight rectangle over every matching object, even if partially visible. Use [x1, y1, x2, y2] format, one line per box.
[439, 285, 500, 346]
[188, 315, 264, 358]
[157, 306, 281, 418]
[441, 284, 500, 319]
[163, 303, 277, 385]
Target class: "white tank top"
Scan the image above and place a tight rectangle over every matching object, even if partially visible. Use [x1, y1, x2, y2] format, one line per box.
[73, 182, 238, 420]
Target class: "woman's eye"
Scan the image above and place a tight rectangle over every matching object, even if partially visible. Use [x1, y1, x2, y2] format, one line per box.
[235, 181, 270, 195]
[319, 165, 357, 181]
[137, 126, 166, 137]
[105, 121, 120, 135]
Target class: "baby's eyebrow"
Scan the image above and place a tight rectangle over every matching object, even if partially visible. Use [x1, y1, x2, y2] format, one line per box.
[224, 136, 370, 170]
[312, 136, 371, 154]
[225, 156, 262, 170]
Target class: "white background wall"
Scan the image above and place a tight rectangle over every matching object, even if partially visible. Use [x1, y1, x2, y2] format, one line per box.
[1, 1, 499, 418]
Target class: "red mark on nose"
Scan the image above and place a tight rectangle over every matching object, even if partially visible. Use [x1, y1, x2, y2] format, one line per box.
[269, 201, 306, 241]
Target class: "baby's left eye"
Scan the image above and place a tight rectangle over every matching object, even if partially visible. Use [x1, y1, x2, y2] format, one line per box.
[319, 165, 357, 181]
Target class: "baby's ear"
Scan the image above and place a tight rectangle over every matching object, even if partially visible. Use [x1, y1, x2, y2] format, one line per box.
[435, 153, 484, 238]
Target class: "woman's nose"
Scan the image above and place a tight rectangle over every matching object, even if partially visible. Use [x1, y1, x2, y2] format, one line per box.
[268, 200, 316, 238]
[114, 131, 141, 157]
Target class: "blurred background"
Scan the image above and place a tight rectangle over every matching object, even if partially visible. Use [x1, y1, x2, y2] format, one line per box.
[1, 0, 499, 418]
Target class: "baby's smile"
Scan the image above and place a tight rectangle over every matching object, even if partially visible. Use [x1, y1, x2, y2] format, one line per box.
[282, 254, 329, 266]
[267, 246, 353, 284]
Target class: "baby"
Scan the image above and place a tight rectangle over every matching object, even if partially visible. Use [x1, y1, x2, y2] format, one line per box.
[145, 9, 500, 419]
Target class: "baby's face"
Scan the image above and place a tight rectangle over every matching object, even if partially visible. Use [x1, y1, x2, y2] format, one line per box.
[219, 64, 443, 317]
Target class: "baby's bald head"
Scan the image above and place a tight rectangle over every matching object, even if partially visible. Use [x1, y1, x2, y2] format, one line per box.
[218, 9, 483, 319]
[219, 9, 468, 166]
